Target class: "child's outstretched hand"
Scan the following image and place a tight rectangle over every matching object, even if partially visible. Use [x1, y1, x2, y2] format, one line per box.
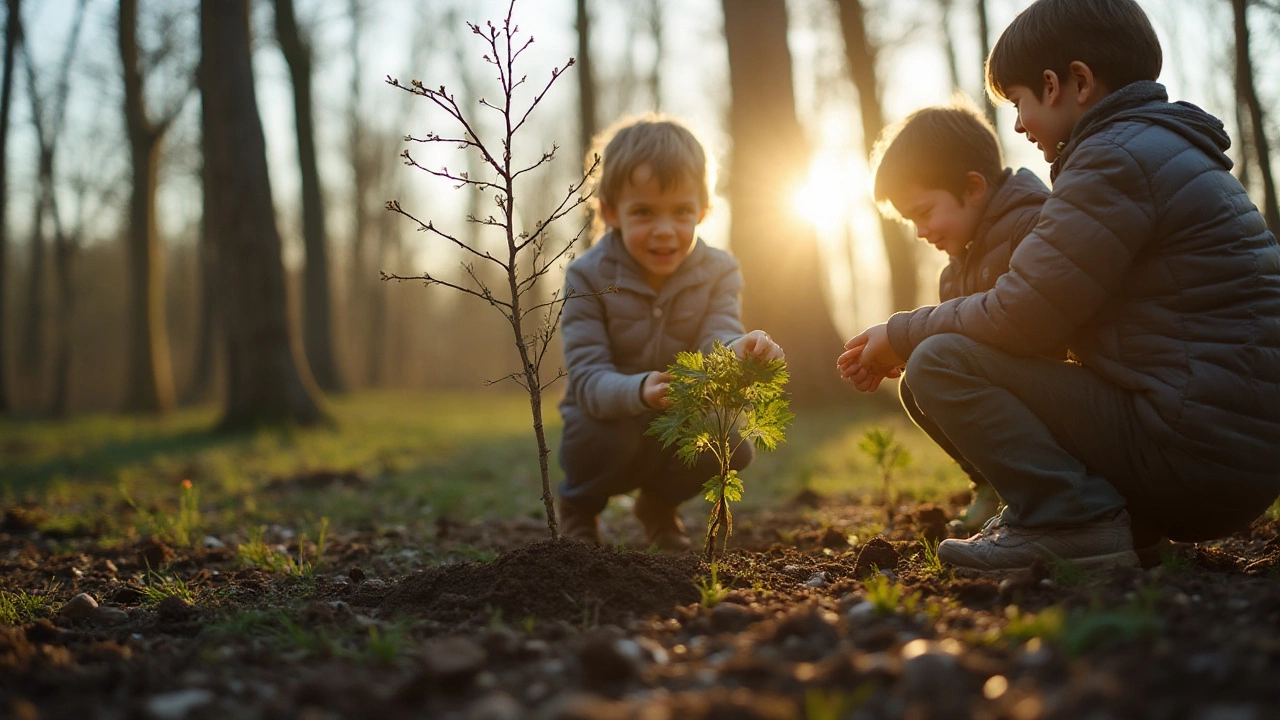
[837, 323, 903, 392]
[642, 371, 674, 409]
[732, 330, 786, 362]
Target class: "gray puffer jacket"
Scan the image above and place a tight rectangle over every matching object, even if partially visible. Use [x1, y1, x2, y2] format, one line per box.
[560, 232, 745, 420]
[887, 81, 1280, 476]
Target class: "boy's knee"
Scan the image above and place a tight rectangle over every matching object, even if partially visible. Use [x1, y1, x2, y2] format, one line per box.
[729, 440, 755, 470]
[904, 333, 970, 387]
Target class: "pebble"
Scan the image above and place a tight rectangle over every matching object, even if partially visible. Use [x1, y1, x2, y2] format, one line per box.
[578, 635, 641, 686]
[59, 593, 98, 620]
[202, 536, 225, 549]
[144, 689, 215, 720]
[710, 601, 757, 632]
[805, 571, 828, 588]
[362, 579, 388, 591]
[90, 606, 130, 626]
[846, 601, 877, 622]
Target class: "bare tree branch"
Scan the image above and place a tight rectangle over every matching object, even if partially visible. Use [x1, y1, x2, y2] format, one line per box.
[385, 199, 506, 269]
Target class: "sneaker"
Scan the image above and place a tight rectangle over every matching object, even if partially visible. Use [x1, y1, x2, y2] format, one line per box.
[633, 492, 692, 553]
[937, 510, 1139, 571]
[558, 498, 601, 545]
[955, 482, 1001, 532]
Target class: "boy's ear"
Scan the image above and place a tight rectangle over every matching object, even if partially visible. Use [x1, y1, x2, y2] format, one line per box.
[962, 171, 989, 206]
[1066, 60, 1105, 106]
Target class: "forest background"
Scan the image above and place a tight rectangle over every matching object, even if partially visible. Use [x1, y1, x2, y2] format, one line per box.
[1, 0, 1277, 420]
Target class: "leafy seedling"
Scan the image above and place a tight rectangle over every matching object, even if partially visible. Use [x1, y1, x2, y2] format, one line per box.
[858, 427, 911, 519]
[648, 341, 793, 560]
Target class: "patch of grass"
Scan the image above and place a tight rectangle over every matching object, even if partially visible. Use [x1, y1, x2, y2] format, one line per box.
[862, 572, 922, 617]
[696, 562, 730, 608]
[138, 570, 196, 606]
[236, 518, 328, 579]
[122, 479, 203, 548]
[0, 589, 58, 625]
[1060, 591, 1161, 655]
[999, 604, 1065, 644]
[362, 624, 407, 665]
[914, 534, 948, 579]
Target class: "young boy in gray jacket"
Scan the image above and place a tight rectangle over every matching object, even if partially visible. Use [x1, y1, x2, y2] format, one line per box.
[840, 0, 1280, 570]
[558, 116, 784, 552]
[870, 99, 1051, 532]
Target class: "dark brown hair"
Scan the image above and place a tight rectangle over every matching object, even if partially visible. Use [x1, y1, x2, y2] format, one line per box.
[986, 0, 1162, 103]
[589, 114, 712, 213]
[871, 97, 1004, 216]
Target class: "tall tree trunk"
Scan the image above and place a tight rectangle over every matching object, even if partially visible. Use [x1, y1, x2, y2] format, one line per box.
[722, 0, 847, 404]
[834, 0, 918, 312]
[201, 0, 327, 429]
[274, 0, 341, 393]
[976, 0, 996, 126]
[50, 224, 72, 418]
[18, 168, 45, 390]
[576, 0, 596, 160]
[1233, 0, 1280, 232]
[647, 0, 663, 110]
[938, 0, 961, 92]
[120, 0, 176, 413]
[0, 0, 18, 415]
[187, 139, 219, 402]
[347, 0, 369, 387]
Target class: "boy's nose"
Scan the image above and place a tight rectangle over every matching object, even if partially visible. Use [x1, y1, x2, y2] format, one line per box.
[1014, 117, 1026, 134]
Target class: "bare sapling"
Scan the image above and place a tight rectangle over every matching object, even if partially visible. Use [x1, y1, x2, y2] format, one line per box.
[383, 0, 604, 539]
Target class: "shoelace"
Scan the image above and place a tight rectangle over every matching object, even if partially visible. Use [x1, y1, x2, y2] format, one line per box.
[975, 513, 1007, 538]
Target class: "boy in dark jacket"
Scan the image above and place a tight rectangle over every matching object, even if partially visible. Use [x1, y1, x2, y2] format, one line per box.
[870, 100, 1050, 531]
[558, 116, 784, 552]
[839, 0, 1280, 570]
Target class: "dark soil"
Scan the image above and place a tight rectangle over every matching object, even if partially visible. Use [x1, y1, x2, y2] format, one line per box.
[2, 493, 1279, 720]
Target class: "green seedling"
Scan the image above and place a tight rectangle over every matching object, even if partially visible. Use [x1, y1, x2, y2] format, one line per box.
[696, 562, 730, 608]
[120, 478, 203, 548]
[858, 428, 911, 513]
[363, 624, 407, 665]
[649, 341, 793, 560]
[862, 572, 921, 617]
[916, 534, 948, 579]
[236, 517, 329, 578]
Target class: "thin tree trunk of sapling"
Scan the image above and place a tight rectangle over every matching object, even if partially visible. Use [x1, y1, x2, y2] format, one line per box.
[383, 1, 605, 539]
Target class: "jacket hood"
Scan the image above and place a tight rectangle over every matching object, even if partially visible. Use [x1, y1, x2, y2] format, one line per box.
[969, 168, 1048, 256]
[1051, 81, 1233, 182]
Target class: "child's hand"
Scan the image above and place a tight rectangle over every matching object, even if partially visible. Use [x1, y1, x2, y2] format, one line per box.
[732, 330, 785, 362]
[642, 371, 673, 409]
[837, 324, 903, 392]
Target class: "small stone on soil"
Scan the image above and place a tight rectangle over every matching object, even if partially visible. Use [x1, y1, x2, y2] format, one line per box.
[59, 592, 98, 620]
[144, 689, 215, 720]
[420, 636, 487, 684]
[90, 606, 130, 626]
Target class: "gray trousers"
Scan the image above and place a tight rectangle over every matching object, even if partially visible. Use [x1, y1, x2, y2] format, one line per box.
[558, 407, 755, 514]
[904, 333, 1277, 541]
[900, 378, 988, 490]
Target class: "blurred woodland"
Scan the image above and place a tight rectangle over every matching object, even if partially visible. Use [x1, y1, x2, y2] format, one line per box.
[0, 0, 1277, 423]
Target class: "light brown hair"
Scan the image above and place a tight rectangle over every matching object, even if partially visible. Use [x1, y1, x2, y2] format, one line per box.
[871, 96, 1004, 218]
[985, 0, 1162, 103]
[588, 114, 713, 218]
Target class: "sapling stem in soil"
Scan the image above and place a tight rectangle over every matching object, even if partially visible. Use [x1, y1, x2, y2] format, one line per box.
[648, 342, 792, 561]
[383, 0, 606, 539]
[858, 428, 911, 521]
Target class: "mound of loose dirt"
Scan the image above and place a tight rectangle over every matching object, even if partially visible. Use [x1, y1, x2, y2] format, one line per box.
[365, 539, 701, 627]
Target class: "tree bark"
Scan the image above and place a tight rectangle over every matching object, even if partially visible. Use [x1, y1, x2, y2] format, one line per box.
[119, 0, 176, 414]
[722, 0, 848, 404]
[0, 0, 18, 415]
[201, 0, 327, 429]
[976, 0, 996, 126]
[1233, 0, 1280, 233]
[833, 0, 919, 312]
[187, 133, 219, 402]
[576, 0, 596, 160]
[274, 0, 342, 393]
[346, 0, 369, 387]
[938, 0, 961, 92]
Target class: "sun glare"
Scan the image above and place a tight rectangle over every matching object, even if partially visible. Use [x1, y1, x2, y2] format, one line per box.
[794, 155, 864, 234]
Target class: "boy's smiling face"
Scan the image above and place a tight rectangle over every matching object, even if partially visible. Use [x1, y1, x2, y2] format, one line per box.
[893, 173, 988, 257]
[602, 163, 707, 291]
[1006, 67, 1097, 163]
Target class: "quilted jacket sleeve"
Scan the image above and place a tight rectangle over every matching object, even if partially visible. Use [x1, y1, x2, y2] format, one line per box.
[561, 264, 651, 420]
[696, 258, 747, 353]
[886, 137, 1156, 359]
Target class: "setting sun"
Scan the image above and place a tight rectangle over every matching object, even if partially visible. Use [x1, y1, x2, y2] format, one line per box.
[793, 154, 866, 234]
